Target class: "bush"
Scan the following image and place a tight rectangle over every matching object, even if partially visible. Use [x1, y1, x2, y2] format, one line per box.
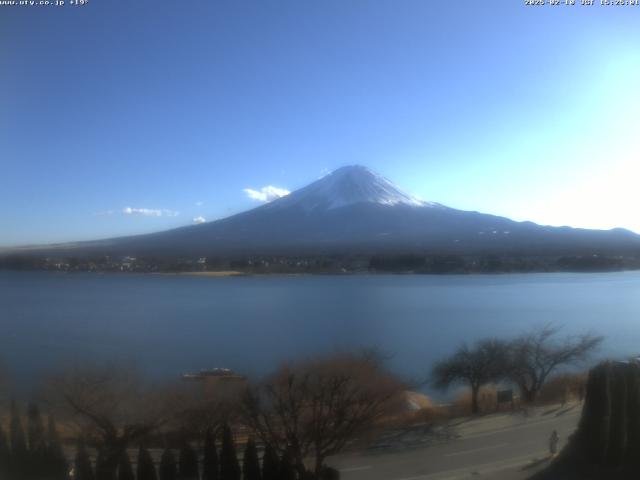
[159, 449, 177, 480]
[202, 429, 219, 480]
[0, 424, 10, 478]
[319, 466, 340, 480]
[242, 438, 260, 480]
[261, 443, 279, 480]
[178, 443, 199, 480]
[46, 415, 69, 480]
[137, 447, 158, 480]
[220, 425, 240, 480]
[278, 449, 296, 480]
[10, 401, 28, 478]
[74, 440, 95, 480]
[118, 452, 135, 480]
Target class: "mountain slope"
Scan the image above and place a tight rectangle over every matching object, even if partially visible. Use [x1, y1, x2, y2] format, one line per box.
[11, 165, 640, 258]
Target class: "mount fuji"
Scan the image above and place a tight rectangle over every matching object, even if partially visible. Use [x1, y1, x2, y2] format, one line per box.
[11, 165, 640, 259]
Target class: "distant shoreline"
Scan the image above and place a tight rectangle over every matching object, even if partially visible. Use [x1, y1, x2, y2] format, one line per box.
[170, 270, 246, 277]
[2, 268, 640, 277]
[4, 251, 640, 276]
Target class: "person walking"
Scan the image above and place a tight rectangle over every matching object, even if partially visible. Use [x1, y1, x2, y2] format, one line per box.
[549, 430, 560, 456]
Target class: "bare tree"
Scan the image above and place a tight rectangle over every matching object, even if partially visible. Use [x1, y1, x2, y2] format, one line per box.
[174, 376, 245, 440]
[431, 339, 509, 414]
[507, 325, 603, 403]
[241, 352, 405, 477]
[41, 364, 181, 476]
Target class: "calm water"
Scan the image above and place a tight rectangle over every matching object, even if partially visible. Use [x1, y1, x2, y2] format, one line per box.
[2, 271, 640, 392]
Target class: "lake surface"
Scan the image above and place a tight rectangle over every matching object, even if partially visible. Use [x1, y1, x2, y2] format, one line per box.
[2, 271, 640, 393]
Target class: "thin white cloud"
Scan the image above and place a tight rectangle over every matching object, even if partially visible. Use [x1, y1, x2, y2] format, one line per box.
[93, 210, 115, 217]
[122, 207, 179, 217]
[193, 216, 206, 224]
[195, 201, 204, 207]
[243, 185, 290, 203]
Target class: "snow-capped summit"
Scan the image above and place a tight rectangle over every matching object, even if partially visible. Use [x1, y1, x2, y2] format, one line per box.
[267, 165, 437, 212]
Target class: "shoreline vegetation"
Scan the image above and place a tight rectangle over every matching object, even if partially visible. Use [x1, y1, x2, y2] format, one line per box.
[2, 252, 640, 275]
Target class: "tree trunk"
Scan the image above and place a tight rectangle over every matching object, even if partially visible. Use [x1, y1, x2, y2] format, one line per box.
[296, 461, 307, 479]
[314, 453, 326, 477]
[519, 384, 536, 404]
[471, 385, 480, 414]
[290, 443, 307, 479]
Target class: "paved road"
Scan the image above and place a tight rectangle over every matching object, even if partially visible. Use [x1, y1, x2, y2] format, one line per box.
[330, 406, 581, 480]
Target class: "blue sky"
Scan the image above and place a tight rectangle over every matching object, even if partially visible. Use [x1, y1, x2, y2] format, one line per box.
[2, 1, 640, 246]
